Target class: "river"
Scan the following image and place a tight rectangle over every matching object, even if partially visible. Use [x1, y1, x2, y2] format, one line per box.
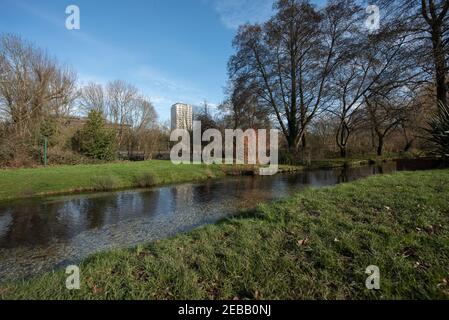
[0, 161, 436, 281]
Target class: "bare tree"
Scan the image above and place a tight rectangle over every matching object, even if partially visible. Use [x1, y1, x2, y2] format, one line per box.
[421, 0, 449, 108]
[333, 16, 422, 156]
[229, 0, 346, 155]
[220, 77, 272, 130]
[124, 97, 157, 157]
[0, 33, 76, 140]
[79, 82, 105, 114]
[129, 97, 157, 132]
[229, 0, 394, 157]
[365, 87, 416, 156]
[106, 80, 139, 146]
[373, 0, 448, 108]
[79, 80, 159, 154]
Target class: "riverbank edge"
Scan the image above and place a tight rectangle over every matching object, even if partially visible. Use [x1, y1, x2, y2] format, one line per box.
[2, 168, 448, 299]
[0, 157, 396, 203]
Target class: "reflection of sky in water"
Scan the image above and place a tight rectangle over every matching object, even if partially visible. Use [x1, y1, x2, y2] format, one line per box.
[0, 164, 399, 281]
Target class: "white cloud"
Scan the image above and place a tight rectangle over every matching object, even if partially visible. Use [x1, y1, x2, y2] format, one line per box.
[209, 0, 274, 29]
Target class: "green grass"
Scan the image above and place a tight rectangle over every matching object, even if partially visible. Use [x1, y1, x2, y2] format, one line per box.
[2, 169, 448, 300]
[0, 161, 224, 202]
[0, 157, 382, 202]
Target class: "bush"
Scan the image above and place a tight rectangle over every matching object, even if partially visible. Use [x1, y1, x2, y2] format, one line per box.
[46, 148, 101, 165]
[425, 102, 449, 158]
[39, 119, 58, 147]
[72, 111, 117, 161]
[279, 149, 305, 165]
[0, 138, 38, 168]
[132, 172, 156, 188]
[90, 176, 120, 191]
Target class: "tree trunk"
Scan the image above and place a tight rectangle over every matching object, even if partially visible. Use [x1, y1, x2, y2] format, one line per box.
[287, 134, 296, 154]
[340, 146, 346, 158]
[404, 141, 413, 152]
[431, 21, 448, 108]
[377, 135, 384, 156]
[423, 1, 449, 108]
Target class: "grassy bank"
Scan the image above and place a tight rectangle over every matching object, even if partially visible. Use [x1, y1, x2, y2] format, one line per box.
[0, 161, 224, 202]
[2, 169, 448, 300]
[0, 157, 397, 202]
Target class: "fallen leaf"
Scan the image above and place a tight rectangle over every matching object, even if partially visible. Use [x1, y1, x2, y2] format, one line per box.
[297, 238, 310, 246]
[92, 284, 103, 295]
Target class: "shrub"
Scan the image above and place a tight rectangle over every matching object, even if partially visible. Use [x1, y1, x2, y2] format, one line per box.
[72, 111, 117, 161]
[133, 172, 156, 188]
[46, 148, 101, 165]
[90, 176, 120, 191]
[424, 102, 449, 158]
[39, 119, 58, 147]
[0, 138, 38, 168]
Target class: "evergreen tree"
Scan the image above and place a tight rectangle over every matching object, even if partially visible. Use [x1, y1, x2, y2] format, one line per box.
[73, 110, 117, 161]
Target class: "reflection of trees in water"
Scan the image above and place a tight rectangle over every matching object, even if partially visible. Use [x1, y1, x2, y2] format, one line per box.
[0, 189, 172, 250]
[78, 196, 112, 229]
[171, 185, 195, 212]
[338, 168, 349, 184]
[232, 178, 267, 200]
[284, 172, 311, 186]
[241, 178, 265, 203]
[191, 178, 262, 206]
[194, 178, 277, 210]
[76, 191, 162, 229]
[0, 202, 73, 248]
[192, 182, 214, 203]
[300, 173, 311, 185]
[138, 189, 161, 217]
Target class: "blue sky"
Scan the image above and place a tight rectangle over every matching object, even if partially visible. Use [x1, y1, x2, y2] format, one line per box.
[0, 0, 325, 121]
